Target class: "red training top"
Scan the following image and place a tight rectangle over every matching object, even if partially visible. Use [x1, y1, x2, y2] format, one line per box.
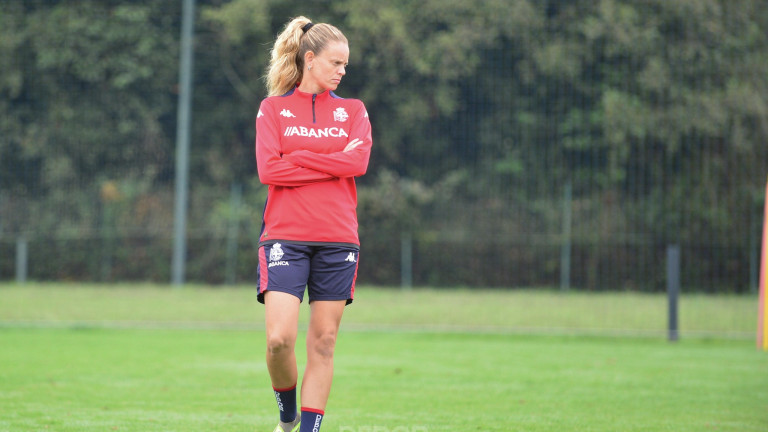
[255, 87, 372, 247]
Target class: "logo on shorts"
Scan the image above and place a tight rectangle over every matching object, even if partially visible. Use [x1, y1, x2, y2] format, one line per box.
[345, 252, 357, 263]
[268, 243, 289, 268]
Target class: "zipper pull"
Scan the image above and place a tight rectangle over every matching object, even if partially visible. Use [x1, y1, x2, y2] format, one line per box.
[312, 94, 317, 124]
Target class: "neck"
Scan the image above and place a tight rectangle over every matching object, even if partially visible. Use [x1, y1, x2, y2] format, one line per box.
[297, 81, 325, 95]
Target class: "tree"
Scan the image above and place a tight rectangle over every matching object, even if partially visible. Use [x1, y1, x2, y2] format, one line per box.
[0, 0, 180, 233]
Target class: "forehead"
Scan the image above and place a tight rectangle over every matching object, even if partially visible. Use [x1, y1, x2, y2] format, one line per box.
[318, 41, 349, 61]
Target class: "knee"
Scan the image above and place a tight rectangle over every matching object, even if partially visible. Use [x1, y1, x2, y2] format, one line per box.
[266, 333, 295, 356]
[308, 332, 337, 359]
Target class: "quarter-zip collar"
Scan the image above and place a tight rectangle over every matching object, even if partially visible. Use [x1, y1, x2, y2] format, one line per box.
[290, 86, 329, 98]
[288, 87, 336, 124]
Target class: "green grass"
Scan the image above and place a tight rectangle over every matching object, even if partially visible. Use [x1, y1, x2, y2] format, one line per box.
[0, 283, 766, 431]
[0, 283, 758, 337]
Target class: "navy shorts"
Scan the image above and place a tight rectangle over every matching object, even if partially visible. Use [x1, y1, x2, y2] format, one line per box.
[257, 242, 359, 305]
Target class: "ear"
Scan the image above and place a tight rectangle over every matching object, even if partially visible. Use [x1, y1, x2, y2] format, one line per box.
[304, 51, 315, 70]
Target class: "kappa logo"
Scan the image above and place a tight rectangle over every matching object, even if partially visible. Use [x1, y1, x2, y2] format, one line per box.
[268, 243, 289, 268]
[333, 107, 349, 122]
[345, 252, 357, 263]
[257, 109, 264, 118]
[280, 109, 296, 118]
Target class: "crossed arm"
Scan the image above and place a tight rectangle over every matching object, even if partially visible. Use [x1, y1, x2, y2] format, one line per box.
[282, 137, 370, 178]
[256, 102, 372, 186]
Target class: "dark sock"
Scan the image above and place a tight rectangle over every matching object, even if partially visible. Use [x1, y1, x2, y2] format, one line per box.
[273, 384, 297, 423]
[299, 408, 324, 432]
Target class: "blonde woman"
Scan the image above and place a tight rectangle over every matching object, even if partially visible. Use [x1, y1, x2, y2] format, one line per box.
[255, 16, 372, 432]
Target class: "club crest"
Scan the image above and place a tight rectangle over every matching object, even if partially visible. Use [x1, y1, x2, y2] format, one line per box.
[333, 107, 349, 122]
[269, 243, 284, 262]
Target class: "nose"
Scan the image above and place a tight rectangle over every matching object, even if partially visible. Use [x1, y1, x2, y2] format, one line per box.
[339, 65, 346, 76]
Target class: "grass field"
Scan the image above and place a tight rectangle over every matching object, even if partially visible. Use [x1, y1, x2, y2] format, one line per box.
[1, 283, 766, 431]
[0, 283, 758, 336]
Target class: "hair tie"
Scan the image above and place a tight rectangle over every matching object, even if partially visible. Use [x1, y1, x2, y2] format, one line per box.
[302, 22, 314, 33]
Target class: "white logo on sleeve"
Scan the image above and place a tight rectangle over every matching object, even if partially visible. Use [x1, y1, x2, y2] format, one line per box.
[280, 109, 296, 118]
[345, 252, 357, 263]
[257, 110, 264, 118]
[333, 107, 349, 122]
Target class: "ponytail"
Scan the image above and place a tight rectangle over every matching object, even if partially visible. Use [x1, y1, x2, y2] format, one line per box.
[265, 16, 348, 97]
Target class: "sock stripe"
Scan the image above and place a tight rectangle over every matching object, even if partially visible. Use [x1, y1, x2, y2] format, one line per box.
[301, 407, 325, 415]
[273, 384, 297, 392]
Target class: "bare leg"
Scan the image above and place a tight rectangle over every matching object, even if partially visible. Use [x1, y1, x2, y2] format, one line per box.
[264, 291, 301, 389]
[301, 300, 346, 410]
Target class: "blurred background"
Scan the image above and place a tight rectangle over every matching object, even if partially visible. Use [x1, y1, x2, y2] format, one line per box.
[1, 0, 767, 294]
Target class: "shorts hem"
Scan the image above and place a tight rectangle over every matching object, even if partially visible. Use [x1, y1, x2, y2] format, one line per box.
[258, 288, 304, 305]
[309, 295, 354, 306]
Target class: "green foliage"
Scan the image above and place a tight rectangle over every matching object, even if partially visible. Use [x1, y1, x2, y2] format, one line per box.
[1, 0, 178, 234]
[1, 0, 766, 290]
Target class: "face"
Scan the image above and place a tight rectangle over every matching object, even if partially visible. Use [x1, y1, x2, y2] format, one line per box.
[304, 41, 349, 93]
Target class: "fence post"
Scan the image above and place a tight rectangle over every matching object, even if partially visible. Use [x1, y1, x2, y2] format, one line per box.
[171, 0, 196, 287]
[401, 231, 412, 290]
[100, 197, 115, 282]
[667, 244, 680, 342]
[750, 212, 759, 294]
[225, 183, 242, 285]
[560, 181, 572, 292]
[16, 235, 28, 284]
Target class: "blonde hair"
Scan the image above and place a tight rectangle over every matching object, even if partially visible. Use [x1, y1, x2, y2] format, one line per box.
[266, 16, 348, 97]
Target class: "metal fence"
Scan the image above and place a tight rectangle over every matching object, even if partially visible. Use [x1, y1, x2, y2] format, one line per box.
[1, 1, 766, 293]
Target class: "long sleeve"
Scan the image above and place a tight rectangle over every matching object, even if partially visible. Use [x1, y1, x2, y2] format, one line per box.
[255, 90, 370, 246]
[255, 99, 335, 186]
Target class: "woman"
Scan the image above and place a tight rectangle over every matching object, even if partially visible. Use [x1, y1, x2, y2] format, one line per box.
[254, 16, 372, 432]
